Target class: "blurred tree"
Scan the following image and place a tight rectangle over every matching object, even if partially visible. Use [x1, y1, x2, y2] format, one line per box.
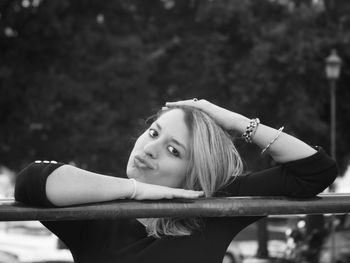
[0, 0, 349, 175]
[0, 0, 155, 174]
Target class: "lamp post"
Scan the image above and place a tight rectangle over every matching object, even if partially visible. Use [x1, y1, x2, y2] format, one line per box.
[325, 49, 342, 160]
[325, 49, 342, 263]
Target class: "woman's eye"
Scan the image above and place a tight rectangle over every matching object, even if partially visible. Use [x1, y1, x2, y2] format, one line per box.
[168, 146, 180, 157]
[149, 129, 158, 138]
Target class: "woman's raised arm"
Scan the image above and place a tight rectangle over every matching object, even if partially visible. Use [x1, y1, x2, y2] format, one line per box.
[166, 99, 317, 163]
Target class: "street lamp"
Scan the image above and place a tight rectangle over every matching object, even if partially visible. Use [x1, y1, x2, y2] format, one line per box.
[325, 49, 342, 263]
[325, 49, 342, 160]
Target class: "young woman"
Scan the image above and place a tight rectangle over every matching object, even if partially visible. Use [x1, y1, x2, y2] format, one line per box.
[15, 99, 337, 263]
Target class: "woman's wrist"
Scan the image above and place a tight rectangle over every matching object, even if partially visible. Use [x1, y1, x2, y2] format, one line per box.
[129, 178, 137, 199]
[229, 114, 250, 133]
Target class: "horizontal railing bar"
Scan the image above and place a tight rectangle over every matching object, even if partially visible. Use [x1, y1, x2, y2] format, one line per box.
[1, 194, 349, 221]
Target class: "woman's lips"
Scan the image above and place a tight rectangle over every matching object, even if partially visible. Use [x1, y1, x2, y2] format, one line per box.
[134, 156, 155, 169]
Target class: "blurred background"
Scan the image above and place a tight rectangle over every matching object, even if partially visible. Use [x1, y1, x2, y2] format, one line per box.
[0, 0, 350, 262]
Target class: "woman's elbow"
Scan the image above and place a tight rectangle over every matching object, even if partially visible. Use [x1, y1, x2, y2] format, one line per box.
[289, 164, 338, 198]
[14, 180, 25, 203]
[14, 164, 33, 203]
[14, 161, 60, 207]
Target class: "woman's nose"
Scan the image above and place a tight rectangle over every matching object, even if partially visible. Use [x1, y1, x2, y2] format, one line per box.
[143, 141, 159, 158]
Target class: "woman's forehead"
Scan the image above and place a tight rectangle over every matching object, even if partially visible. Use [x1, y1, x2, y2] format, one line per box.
[155, 109, 190, 139]
[156, 109, 184, 126]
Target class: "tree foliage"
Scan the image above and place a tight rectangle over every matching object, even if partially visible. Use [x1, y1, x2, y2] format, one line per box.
[1, 0, 349, 175]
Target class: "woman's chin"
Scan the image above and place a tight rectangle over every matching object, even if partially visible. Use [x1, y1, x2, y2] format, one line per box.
[126, 167, 146, 182]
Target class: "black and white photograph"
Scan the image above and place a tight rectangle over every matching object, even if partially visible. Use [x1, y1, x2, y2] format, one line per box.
[1, 1, 350, 263]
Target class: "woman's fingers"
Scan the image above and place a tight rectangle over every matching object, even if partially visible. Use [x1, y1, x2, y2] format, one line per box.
[165, 99, 210, 113]
[166, 188, 204, 199]
[177, 189, 204, 198]
[136, 182, 204, 200]
[165, 98, 243, 131]
[165, 99, 205, 108]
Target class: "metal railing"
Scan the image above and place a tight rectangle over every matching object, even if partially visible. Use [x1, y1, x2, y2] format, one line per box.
[1, 194, 350, 221]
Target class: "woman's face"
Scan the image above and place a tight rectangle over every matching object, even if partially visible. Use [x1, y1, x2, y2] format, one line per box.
[126, 109, 190, 188]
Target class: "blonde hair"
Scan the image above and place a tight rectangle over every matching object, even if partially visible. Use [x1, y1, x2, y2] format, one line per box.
[145, 106, 243, 238]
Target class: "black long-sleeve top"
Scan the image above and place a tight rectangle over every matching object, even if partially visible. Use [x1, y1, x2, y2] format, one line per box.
[14, 147, 337, 263]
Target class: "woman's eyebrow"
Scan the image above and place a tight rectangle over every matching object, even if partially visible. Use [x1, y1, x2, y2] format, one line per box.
[155, 122, 162, 130]
[155, 122, 187, 152]
[171, 138, 187, 152]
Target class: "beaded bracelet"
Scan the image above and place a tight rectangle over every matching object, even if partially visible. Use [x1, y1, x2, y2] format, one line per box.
[261, 126, 284, 155]
[242, 118, 260, 143]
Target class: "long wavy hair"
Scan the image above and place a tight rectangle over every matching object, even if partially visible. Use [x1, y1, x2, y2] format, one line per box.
[143, 106, 243, 238]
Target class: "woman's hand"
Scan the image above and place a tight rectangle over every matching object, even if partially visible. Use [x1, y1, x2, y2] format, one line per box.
[165, 99, 248, 131]
[133, 180, 204, 200]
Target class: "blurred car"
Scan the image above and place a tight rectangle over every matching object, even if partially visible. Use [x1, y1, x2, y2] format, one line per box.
[319, 226, 350, 263]
[0, 221, 73, 263]
[223, 242, 244, 263]
[0, 250, 20, 263]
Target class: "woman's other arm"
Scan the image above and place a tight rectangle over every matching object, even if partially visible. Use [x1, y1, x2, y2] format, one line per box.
[230, 119, 317, 163]
[46, 164, 135, 206]
[15, 162, 203, 207]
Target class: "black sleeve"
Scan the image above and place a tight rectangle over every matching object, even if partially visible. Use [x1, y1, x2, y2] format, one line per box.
[219, 147, 338, 197]
[15, 161, 65, 207]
